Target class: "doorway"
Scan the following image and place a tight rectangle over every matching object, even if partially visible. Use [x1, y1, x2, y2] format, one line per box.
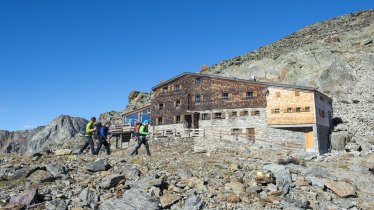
[193, 113, 200, 129]
[184, 115, 192, 129]
[246, 128, 255, 141]
[305, 131, 314, 150]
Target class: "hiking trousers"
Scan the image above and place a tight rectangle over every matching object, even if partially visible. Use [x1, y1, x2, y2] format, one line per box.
[95, 137, 110, 155]
[78, 136, 95, 155]
[130, 136, 151, 156]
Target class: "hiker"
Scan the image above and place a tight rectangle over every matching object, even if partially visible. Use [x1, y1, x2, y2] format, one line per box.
[95, 121, 111, 155]
[130, 120, 151, 156]
[93, 122, 102, 140]
[78, 117, 97, 155]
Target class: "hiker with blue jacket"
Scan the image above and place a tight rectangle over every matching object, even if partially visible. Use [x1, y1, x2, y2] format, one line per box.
[130, 120, 151, 156]
[78, 117, 97, 155]
[95, 121, 111, 155]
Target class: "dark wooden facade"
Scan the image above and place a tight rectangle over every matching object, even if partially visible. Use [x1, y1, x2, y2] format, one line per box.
[151, 74, 267, 125]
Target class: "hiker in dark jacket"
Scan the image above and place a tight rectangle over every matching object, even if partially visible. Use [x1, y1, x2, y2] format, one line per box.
[78, 117, 97, 155]
[95, 122, 111, 155]
[130, 120, 151, 156]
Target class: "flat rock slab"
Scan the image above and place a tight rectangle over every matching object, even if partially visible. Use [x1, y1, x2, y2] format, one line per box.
[99, 188, 159, 210]
[160, 194, 181, 208]
[99, 174, 126, 189]
[46, 164, 68, 177]
[54, 149, 72, 156]
[27, 170, 55, 183]
[86, 159, 111, 172]
[181, 195, 205, 210]
[9, 188, 39, 206]
[79, 187, 99, 206]
[325, 180, 356, 198]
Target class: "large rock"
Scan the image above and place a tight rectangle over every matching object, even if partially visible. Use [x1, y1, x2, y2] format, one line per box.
[224, 181, 244, 194]
[99, 174, 126, 189]
[45, 164, 68, 177]
[79, 187, 99, 206]
[99, 188, 159, 210]
[130, 175, 166, 190]
[160, 193, 181, 208]
[325, 180, 357, 198]
[54, 149, 72, 156]
[331, 131, 350, 150]
[181, 195, 205, 210]
[27, 170, 55, 183]
[86, 159, 111, 172]
[0, 166, 42, 181]
[255, 171, 274, 184]
[9, 188, 40, 206]
[263, 164, 293, 194]
[118, 164, 141, 180]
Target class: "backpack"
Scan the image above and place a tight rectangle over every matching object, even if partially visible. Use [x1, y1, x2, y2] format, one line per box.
[135, 123, 142, 136]
[80, 122, 88, 134]
[94, 122, 102, 139]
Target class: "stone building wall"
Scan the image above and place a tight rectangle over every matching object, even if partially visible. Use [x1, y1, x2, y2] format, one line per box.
[152, 74, 267, 125]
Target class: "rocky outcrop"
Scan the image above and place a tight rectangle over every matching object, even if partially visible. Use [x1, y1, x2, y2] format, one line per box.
[0, 115, 87, 153]
[203, 10, 374, 146]
[123, 91, 152, 114]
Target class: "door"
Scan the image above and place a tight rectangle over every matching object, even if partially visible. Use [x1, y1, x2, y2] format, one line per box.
[193, 113, 200, 129]
[246, 128, 255, 141]
[305, 131, 314, 150]
[184, 115, 192, 129]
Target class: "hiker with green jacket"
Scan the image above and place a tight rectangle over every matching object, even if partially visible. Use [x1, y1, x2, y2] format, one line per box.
[130, 120, 151, 156]
[78, 117, 97, 155]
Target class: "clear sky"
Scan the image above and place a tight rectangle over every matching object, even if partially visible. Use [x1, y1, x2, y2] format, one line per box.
[0, 0, 372, 131]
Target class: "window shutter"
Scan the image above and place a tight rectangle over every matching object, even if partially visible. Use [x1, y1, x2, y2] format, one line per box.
[201, 95, 204, 102]
[251, 111, 255, 116]
[271, 109, 275, 113]
[253, 91, 258, 97]
[284, 108, 288, 113]
[221, 113, 226, 119]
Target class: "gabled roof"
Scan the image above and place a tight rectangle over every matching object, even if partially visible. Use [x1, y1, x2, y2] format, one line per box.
[151, 72, 331, 100]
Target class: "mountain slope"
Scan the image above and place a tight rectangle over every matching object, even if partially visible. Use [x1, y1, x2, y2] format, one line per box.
[203, 10, 374, 145]
[0, 115, 87, 153]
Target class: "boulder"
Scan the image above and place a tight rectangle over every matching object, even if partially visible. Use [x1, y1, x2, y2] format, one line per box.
[27, 170, 55, 183]
[324, 180, 356, 198]
[226, 192, 240, 203]
[181, 195, 205, 210]
[180, 177, 206, 192]
[345, 142, 362, 152]
[45, 164, 68, 177]
[99, 188, 159, 210]
[224, 181, 244, 194]
[130, 175, 166, 190]
[255, 171, 274, 184]
[263, 164, 293, 194]
[1, 166, 42, 181]
[306, 176, 324, 188]
[86, 159, 111, 172]
[119, 164, 141, 180]
[331, 131, 350, 150]
[54, 149, 72, 156]
[99, 174, 126, 189]
[9, 188, 39, 206]
[160, 193, 181, 208]
[79, 187, 99, 206]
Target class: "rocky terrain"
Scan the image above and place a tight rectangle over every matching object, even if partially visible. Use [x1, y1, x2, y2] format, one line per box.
[203, 10, 374, 149]
[0, 115, 86, 154]
[0, 137, 373, 210]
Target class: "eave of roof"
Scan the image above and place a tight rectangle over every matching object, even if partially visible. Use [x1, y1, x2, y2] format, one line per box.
[151, 72, 332, 100]
[122, 104, 152, 116]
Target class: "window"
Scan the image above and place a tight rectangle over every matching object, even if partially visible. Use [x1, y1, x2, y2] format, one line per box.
[174, 84, 180, 92]
[202, 113, 210, 120]
[163, 86, 168, 93]
[214, 113, 222, 119]
[276, 92, 281, 97]
[287, 108, 293, 113]
[124, 113, 139, 126]
[246, 91, 253, 98]
[195, 94, 201, 103]
[175, 116, 181, 123]
[230, 111, 237, 117]
[319, 110, 325, 118]
[222, 92, 229, 100]
[251, 110, 260, 116]
[240, 110, 249, 116]
[232, 128, 241, 135]
[175, 100, 181, 107]
[195, 77, 201, 84]
[305, 107, 311, 112]
[274, 109, 280, 114]
[296, 107, 301, 112]
[159, 103, 164, 110]
[157, 117, 163, 125]
[295, 91, 300, 96]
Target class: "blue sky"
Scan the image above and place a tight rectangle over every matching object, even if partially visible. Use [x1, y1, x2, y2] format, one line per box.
[0, 0, 372, 131]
